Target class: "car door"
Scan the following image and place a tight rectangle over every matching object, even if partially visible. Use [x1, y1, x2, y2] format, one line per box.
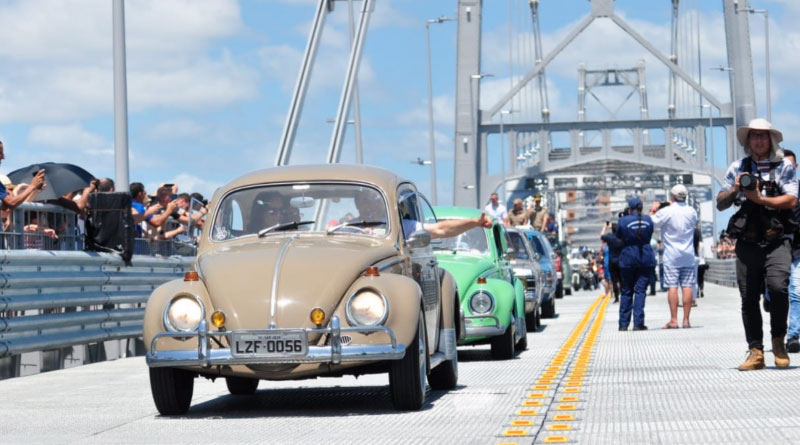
[398, 185, 439, 348]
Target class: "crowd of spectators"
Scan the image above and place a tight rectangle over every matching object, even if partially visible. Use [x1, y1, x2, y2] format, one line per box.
[0, 140, 209, 253]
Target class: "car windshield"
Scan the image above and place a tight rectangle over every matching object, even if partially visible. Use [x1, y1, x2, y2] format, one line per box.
[507, 232, 530, 260]
[433, 225, 489, 255]
[211, 183, 390, 241]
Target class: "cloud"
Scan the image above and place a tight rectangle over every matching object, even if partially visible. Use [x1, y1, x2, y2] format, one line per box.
[27, 123, 110, 155]
[396, 95, 455, 126]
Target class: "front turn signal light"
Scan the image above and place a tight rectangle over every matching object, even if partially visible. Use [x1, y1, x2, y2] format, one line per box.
[184, 271, 199, 281]
[211, 310, 226, 328]
[365, 267, 380, 277]
[477, 277, 487, 284]
[310, 307, 326, 326]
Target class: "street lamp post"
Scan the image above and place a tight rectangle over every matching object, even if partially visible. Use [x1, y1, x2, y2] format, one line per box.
[738, 8, 771, 121]
[468, 73, 493, 195]
[425, 16, 455, 205]
[701, 103, 716, 238]
[712, 66, 735, 160]
[499, 109, 515, 203]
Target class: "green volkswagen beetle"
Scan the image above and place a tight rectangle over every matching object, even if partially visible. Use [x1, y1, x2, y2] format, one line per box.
[432, 206, 527, 359]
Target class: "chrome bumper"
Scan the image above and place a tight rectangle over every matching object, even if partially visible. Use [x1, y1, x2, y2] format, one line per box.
[464, 314, 504, 337]
[524, 290, 536, 313]
[146, 315, 406, 368]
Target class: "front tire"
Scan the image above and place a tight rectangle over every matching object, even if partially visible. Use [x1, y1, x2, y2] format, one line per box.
[525, 309, 538, 332]
[555, 281, 564, 299]
[149, 367, 194, 416]
[516, 313, 528, 351]
[225, 376, 259, 395]
[541, 297, 556, 318]
[491, 321, 515, 360]
[390, 308, 428, 410]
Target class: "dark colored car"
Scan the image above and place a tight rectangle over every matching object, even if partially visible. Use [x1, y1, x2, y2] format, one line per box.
[522, 230, 557, 318]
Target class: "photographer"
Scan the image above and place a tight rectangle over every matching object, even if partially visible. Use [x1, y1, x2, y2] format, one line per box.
[601, 221, 623, 303]
[649, 184, 697, 329]
[716, 118, 798, 371]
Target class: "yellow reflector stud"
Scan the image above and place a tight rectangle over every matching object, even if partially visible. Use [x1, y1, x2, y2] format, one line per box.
[548, 424, 572, 431]
[560, 396, 579, 402]
[537, 379, 554, 384]
[503, 429, 527, 437]
[210, 311, 226, 328]
[556, 404, 577, 410]
[564, 388, 581, 393]
[544, 436, 569, 443]
[511, 419, 533, 426]
[310, 307, 326, 326]
[527, 393, 546, 398]
[523, 400, 543, 407]
[553, 414, 575, 421]
[516, 409, 538, 416]
[533, 385, 550, 390]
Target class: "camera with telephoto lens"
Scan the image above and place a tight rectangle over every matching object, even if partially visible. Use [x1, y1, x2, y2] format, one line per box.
[657, 201, 671, 210]
[740, 173, 758, 191]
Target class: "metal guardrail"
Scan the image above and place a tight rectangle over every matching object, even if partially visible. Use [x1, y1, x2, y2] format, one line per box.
[706, 258, 736, 288]
[0, 251, 192, 360]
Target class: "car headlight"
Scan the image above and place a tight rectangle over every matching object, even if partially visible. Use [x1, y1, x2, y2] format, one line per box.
[513, 268, 532, 277]
[164, 296, 204, 332]
[346, 289, 388, 326]
[469, 291, 494, 314]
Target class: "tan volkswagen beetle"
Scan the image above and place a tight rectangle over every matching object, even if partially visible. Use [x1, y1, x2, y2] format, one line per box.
[144, 164, 461, 414]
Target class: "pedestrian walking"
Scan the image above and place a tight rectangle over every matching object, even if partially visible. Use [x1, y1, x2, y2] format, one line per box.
[616, 197, 656, 331]
[716, 118, 797, 370]
[649, 184, 698, 329]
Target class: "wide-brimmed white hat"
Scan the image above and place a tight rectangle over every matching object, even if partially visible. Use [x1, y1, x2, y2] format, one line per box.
[737, 118, 783, 159]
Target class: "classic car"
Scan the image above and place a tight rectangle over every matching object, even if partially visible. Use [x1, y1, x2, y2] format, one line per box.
[522, 230, 558, 318]
[144, 164, 460, 414]
[504, 227, 545, 331]
[432, 206, 527, 359]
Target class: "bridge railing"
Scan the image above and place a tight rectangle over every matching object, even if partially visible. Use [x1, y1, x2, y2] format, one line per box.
[705, 258, 736, 288]
[0, 250, 192, 378]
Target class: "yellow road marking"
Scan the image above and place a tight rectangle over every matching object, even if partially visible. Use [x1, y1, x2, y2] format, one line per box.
[556, 404, 577, 410]
[522, 400, 543, 407]
[503, 429, 527, 437]
[511, 419, 533, 426]
[548, 424, 572, 431]
[553, 414, 575, 421]
[560, 396, 580, 402]
[543, 436, 569, 443]
[516, 409, 538, 416]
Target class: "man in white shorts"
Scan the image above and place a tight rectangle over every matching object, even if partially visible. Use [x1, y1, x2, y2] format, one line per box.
[650, 184, 698, 328]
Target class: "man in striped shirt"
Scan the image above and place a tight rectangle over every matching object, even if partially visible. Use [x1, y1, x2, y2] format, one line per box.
[717, 118, 798, 371]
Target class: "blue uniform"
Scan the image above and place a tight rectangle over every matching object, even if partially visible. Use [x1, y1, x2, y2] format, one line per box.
[616, 211, 656, 329]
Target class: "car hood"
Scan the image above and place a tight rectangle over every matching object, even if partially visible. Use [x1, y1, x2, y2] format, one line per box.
[198, 235, 397, 330]
[434, 252, 494, 296]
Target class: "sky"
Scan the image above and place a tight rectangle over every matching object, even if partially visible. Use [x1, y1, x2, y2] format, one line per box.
[0, 0, 797, 208]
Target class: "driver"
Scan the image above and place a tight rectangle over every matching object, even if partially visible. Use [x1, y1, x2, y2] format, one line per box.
[255, 194, 292, 230]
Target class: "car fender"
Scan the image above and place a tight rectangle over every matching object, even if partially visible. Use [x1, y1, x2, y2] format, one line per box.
[143, 278, 214, 352]
[513, 277, 526, 317]
[463, 278, 515, 327]
[330, 273, 422, 348]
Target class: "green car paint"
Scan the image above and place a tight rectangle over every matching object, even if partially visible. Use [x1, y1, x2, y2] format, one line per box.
[432, 207, 527, 354]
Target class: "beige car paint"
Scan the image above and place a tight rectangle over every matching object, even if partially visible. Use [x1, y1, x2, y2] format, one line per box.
[144, 164, 456, 379]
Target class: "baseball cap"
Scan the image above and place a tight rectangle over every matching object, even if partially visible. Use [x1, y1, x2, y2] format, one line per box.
[670, 184, 688, 202]
[628, 197, 643, 209]
[513, 198, 523, 205]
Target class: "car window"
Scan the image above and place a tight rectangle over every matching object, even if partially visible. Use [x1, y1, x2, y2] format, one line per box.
[528, 234, 546, 256]
[433, 224, 489, 255]
[397, 187, 423, 239]
[506, 231, 530, 260]
[418, 194, 437, 224]
[212, 183, 390, 241]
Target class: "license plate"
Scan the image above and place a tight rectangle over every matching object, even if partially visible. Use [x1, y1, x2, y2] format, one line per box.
[231, 331, 308, 357]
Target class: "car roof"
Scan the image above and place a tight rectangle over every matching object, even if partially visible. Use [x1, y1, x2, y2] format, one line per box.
[433, 206, 485, 220]
[218, 164, 406, 195]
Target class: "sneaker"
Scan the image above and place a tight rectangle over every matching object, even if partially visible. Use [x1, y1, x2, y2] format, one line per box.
[618, 326, 628, 331]
[773, 338, 790, 368]
[787, 337, 800, 353]
[632, 325, 648, 331]
[738, 348, 765, 371]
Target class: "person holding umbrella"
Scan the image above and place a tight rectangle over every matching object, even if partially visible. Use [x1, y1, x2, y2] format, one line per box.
[0, 140, 46, 209]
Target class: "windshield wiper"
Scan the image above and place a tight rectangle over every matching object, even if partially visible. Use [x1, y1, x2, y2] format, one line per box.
[326, 220, 386, 235]
[258, 220, 315, 237]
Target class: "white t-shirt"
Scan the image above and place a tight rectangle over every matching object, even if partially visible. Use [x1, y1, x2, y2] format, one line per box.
[651, 202, 698, 268]
[484, 203, 508, 222]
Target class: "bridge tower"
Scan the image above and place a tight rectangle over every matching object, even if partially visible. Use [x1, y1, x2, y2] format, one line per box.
[453, 0, 757, 210]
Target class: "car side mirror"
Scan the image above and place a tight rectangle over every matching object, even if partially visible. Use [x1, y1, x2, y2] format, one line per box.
[505, 247, 516, 261]
[532, 252, 541, 261]
[406, 229, 431, 249]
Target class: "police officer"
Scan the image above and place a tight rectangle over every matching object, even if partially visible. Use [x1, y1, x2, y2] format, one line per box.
[616, 197, 656, 331]
[716, 118, 798, 371]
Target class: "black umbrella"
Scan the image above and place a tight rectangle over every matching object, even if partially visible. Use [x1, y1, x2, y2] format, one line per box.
[7, 162, 95, 201]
